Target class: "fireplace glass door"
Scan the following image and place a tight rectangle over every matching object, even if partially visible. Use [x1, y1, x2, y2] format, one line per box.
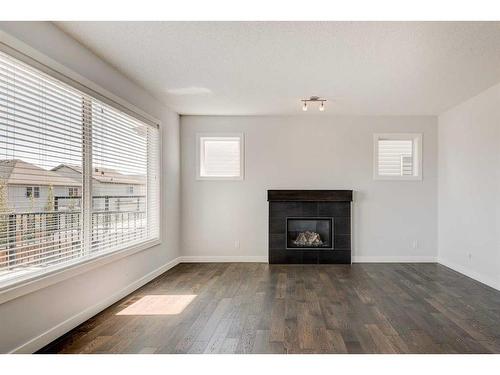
[286, 217, 333, 249]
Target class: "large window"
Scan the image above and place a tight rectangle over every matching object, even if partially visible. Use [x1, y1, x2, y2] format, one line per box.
[196, 133, 244, 180]
[0, 49, 160, 288]
[373, 133, 422, 180]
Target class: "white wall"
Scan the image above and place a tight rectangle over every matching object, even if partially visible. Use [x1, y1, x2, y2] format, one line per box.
[0, 22, 180, 353]
[438, 83, 500, 290]
[181, 115, 437, 262]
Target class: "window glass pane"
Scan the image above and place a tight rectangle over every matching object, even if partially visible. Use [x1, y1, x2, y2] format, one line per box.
[377, 139, 413, 176]
[200, 137, 241, 177]
[91, 100, 159, 255]
[0, 50, 83, 284]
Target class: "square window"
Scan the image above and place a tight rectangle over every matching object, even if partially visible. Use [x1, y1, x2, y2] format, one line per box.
[68, 187, 79, 197]
[373, 133, 422, 180]
[27, 186, 40, 198]
[196, 133, 244, 180]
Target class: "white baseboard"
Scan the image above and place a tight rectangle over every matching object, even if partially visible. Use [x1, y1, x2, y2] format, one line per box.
[352, 256, 437, 263]
[180, 255, 439, 264]
[179, 255, 268, 263]
[10, 257, 181, 354]
[438, 258, 500, 292]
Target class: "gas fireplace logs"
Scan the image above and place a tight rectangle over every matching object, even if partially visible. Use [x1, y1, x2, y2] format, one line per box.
[293, 231, 323, 247]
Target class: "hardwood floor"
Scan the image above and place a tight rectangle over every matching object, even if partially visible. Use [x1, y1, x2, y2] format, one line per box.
[38, 263, 500, 354]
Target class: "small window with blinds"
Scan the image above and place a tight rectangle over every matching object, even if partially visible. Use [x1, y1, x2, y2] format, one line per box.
[197, 133, 244, 180]
[0, 49, 160, 288]
[373, 133, 422, 180]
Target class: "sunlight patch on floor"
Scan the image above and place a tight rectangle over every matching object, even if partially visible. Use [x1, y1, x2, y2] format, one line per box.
[116, 295, 197, 315]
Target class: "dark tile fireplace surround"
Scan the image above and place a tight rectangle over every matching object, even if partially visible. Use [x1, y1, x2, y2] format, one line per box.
[268, 190, 353, 264]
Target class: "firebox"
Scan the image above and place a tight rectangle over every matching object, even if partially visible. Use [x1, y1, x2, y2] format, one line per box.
[286, 217, 333, 249]
[268, 190, 352, 264]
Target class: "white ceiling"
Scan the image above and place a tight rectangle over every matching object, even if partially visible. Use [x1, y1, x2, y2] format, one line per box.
[55, 21, 500, 116]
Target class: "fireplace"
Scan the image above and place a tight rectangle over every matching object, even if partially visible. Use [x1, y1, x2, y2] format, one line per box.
[286, 218, 333, 249]
[268, 190, 352, 264]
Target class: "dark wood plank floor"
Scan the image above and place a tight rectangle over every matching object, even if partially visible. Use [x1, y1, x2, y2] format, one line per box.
[38, 263, 500, 354]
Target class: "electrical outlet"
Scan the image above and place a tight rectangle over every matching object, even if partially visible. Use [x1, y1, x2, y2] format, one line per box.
[468, 253, 472, 261]
[234, 240, 240, 249]
[412, 240, 419, 249]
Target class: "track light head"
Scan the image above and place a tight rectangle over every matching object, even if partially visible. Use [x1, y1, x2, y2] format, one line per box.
[301, 96, 327, 112]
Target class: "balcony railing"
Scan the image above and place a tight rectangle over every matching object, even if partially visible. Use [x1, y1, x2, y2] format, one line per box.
[0, 195, 147, 278]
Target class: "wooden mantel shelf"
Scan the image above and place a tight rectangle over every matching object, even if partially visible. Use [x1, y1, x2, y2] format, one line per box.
[267, 190, 353, 202]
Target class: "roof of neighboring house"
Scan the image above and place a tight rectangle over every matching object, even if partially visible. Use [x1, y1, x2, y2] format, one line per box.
[0, 159, 80, 186]
[51, 164, 146, 185]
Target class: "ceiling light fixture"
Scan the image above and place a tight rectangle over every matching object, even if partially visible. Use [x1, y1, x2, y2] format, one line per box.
[301, 96, 327, 112]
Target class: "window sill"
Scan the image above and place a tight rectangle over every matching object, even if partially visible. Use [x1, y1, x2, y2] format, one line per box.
[0, 238, 161, 305]
[373, 175, 423, 181]
[196, 176, 244, 181]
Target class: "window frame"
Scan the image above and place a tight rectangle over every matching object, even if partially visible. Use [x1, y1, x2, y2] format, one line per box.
[68, 187, 79, 197]
[25, 186, 40, 198]
[196, 132, 245, 181]
[373, 133, 423, 181]
[0, 33, 163, 302]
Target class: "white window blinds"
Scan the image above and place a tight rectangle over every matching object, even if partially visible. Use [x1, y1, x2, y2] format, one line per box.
[0, 49, 160, 287]
[373, 133, 422, 180]
[198, 135, 244, 180]
[91, 100, 159, 255]
[377, 139, 413, 176]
